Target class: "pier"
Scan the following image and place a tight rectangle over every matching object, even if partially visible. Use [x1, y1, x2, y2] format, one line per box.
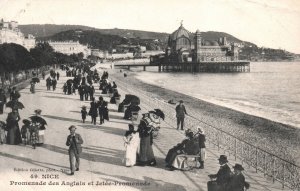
[114, 60, 250, 73]
[160, 61, 250, 73]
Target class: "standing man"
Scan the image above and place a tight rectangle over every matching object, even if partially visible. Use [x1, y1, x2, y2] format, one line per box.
[66, 125, 83, 175]
[175, 100, 187, 130]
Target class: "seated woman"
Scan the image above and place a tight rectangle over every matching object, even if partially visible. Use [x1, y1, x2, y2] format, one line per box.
[110, 90, 121, 104]
[165, 130, 200, 170]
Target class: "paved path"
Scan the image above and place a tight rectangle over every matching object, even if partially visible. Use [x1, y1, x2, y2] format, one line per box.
[0, 68, 291, 191]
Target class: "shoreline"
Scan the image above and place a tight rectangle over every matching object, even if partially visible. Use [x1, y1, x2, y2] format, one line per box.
[109, 68, 300, 165]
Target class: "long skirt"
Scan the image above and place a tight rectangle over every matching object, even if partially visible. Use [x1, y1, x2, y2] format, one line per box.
[124, 133, 140, 167]
[7, 126, 22, 145]
[139, 136, 155, 162]
[172, 154, 189, 169]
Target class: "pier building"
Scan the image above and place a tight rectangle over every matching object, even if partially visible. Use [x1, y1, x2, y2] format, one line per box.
[151, 23, 250, 72]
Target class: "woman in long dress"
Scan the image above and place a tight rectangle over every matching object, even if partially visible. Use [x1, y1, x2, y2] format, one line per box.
[123, 124, 140, 167]
[6, 109, 22, 145]
[137, 109, 164, 166]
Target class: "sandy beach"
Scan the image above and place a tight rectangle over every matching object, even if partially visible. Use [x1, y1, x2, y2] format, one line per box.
[108, 68, 300, 166]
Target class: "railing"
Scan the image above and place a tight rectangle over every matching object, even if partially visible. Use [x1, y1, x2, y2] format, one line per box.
[111, 76, 300, 190]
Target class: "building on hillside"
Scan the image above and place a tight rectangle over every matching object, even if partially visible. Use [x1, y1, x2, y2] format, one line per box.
[116, 44, 146, 53]
[48, 41, 91, 58]
[0, 19, 36, 50]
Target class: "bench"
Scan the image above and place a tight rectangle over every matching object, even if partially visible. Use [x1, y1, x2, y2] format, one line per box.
[175, 154, 201, 170]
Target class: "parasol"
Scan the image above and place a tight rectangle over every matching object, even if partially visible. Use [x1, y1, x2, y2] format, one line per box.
[125, 94, 140, 105]
[31, 77, 40, 83]
[6, 100, 25, 109]
[29, 116, 47, 125]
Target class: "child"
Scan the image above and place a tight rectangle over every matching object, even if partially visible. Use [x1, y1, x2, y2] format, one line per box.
[81, 106, 87, 123]
[123, 124, 140, 167]
[21, 119, 31, 145]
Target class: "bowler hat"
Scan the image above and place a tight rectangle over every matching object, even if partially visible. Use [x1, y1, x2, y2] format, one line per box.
[233, 163, 244, 171]
[68, 125, 76, 130]
[218, 155, 228, 163]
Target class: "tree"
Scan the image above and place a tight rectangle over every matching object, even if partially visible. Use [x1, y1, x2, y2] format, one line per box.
[30, 42, 55, 67]
[0, 43, 34, 72]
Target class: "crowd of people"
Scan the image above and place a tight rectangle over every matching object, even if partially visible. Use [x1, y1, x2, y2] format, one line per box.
[0, 85, 47, 149]
[0, 63, 251, 190]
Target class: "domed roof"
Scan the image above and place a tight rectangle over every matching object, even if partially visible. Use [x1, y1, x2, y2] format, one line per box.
[169, 24, 192, 41]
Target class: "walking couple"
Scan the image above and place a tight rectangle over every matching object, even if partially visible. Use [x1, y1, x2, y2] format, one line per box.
[123, 109, 165, 167]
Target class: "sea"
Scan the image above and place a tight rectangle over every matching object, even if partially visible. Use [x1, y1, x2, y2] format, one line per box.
[131, 62, 300, 128]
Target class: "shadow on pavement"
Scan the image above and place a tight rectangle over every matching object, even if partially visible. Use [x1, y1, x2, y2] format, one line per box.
[43, 115, 82, 123]
[0, 151, 69, 174]
[78, 124, 125, 136]
[43, 95, 80, 101]
[43, 144, 124, 166]
[90, 170, 188, 191]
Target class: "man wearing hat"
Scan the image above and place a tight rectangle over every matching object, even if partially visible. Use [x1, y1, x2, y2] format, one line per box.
[208, 155, 231, 191]
[66, 125, 83, 175]
[227, 164, 250, 191]
[175, 100, 187, 130]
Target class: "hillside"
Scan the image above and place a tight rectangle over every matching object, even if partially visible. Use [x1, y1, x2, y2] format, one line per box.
[19, 24, 169, 41]
[19, 24, 295, 61]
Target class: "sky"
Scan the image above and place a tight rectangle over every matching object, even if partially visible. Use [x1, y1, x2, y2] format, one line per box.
[0, 0, 300, 53]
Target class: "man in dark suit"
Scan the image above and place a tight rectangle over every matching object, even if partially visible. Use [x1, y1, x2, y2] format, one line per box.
[208, 155, 232, 191]
[66, 125, 83, 175]
[175, 100, 187, 130]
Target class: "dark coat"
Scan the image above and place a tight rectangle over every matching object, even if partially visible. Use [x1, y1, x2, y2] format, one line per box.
[6, 112, 22, 145]
[210, 163, 232, 187]
[227, 173, 249, 191]
[88, 101, 98, 117]
[10, 91, 20, 101]
[198, 133, 206, 148]
[175, 104, 187, 118]
[66, 133, 83, 155]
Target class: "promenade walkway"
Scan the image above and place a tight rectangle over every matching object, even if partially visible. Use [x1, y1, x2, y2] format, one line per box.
[0, 68, 291, 191]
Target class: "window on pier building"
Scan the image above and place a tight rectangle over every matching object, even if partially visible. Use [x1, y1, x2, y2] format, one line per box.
[176, 37, 191, 51]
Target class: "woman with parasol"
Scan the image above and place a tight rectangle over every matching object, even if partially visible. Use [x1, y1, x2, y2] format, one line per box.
[30, 109, 47, 147]
[137, 109, 164, 166]
[6, 108, 22, 145]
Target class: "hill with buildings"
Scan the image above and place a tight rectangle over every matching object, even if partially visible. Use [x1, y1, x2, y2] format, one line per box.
[18, 24, 296, 61]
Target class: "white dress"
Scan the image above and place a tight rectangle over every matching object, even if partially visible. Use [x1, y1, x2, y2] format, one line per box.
[124, 132, 140, 167]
